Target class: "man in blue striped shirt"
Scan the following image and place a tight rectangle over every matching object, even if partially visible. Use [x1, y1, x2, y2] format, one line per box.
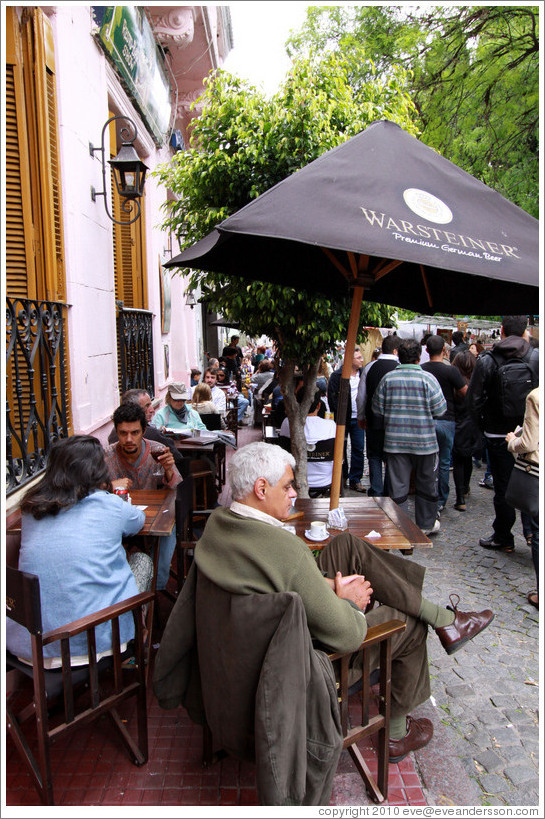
[372, 339, 446, 535]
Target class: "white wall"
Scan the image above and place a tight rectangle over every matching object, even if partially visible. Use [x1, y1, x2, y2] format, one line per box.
[50, 6, 199, 443]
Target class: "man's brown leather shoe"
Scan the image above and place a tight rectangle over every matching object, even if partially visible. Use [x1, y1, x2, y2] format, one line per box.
[435, 594, 494, 656]
[389, 716, 434, 763]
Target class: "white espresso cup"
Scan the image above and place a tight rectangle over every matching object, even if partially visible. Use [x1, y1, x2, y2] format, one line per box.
[310, 520, 327, 539]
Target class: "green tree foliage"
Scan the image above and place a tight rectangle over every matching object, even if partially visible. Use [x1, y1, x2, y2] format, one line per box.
[155, 54, 417, 493]
[287, 5, 539, 217]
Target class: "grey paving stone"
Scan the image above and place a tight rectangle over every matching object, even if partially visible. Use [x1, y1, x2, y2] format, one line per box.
[481, 796, 508, 806]
[504, 766, 535, 787]
[520, 737, 540, 755]
[487, 726, 526, 746]
[509, 787, 539, 806]
[478, 773, 512, 794]
[489, 694, 518, 708]
[501, 710, 537, 727]
[473, 750, 504, 772]
[477, 710, 513, 728]
[445, 683, 476, 698]
[502, 748, 538, 769]
[465, 729, 500, 749]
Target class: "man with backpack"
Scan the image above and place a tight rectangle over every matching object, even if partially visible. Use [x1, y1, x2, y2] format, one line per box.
[467, 316, 539, 553]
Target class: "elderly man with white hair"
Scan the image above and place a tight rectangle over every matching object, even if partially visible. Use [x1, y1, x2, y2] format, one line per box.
[173, 442, 494, 763]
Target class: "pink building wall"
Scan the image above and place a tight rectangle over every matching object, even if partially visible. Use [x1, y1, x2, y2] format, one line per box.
[46, 5, 201, 446]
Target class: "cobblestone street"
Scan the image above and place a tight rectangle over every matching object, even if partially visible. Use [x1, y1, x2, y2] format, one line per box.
[349, 462, 541, 807]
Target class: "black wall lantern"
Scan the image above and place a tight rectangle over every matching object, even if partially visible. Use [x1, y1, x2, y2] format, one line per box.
[90, 115, 148, 226]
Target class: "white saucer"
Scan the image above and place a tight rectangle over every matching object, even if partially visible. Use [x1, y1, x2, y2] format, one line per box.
[305, 529, 329, 542]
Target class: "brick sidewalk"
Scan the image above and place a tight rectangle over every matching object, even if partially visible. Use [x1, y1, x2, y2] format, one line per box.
[5, 654, 427, 807]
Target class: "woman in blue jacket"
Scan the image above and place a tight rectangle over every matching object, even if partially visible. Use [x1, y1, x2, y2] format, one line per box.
[6, 435, 152, 667]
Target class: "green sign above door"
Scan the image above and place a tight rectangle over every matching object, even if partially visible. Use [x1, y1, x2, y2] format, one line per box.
[92, 6, 172, 146]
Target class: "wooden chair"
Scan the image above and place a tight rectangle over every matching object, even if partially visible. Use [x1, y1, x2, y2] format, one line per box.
[328, 619, 405, 803]
[200, 413, 222, 431]
[224, 402, 239, 445]
[278, 436, 343, 499]
[6, 564, 154, 805]
[196, 569, 405, 804]
[189, 455, 218, 512]
[165, 474, 215, 599]
[306, 437, 341, 498]
[165, 475, 196, 598]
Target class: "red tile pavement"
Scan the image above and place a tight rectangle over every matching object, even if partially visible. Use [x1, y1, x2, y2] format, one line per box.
[6, 657, 427, 807]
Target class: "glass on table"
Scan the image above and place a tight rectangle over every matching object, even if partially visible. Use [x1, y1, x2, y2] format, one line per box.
[150, 445, 168, 485]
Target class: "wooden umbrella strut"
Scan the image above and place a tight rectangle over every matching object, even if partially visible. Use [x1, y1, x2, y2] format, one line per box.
[322, 250, 367, 511]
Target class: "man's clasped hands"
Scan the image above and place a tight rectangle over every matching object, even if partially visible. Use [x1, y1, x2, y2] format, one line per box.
[325, 573, 373, 612]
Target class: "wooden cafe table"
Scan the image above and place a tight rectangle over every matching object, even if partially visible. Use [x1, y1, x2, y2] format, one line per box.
[6, 488, 176, 541]
[125, 488, 176, 675]
[284, 496, 432, 555]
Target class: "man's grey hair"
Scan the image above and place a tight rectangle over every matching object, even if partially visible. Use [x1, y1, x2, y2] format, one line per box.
[121, 388, 148, 404]
[228, 442, 295, 501]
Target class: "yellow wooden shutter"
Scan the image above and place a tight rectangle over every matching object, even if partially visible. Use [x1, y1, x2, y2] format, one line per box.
[111, 117, 148, 309]
[112, 181, 148, 308]
[112, 172, 138, 306]
[22, 7, 66, 302]
[5, 7, 37, 299]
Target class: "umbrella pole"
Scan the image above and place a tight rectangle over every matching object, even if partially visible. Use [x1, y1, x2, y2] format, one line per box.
[329, 283, 364, 510]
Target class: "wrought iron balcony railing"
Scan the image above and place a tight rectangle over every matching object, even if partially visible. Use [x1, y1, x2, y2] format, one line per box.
[6, 298, 70, 494]
[116, 302, 155, 396]
[6, 300, 155, 495]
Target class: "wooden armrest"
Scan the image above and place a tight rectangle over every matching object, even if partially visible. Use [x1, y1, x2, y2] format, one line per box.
[192, 468, 213, 478]
[328, 619, 406, 661]
[42, 592, 155, 646]
[177, 541, 197, 550]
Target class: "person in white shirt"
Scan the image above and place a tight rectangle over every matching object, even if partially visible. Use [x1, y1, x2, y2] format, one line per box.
[280, 390, 337, 493]
[202, 368, 227, 414]
[419, 334, 432, 364]
[327, 347, 365, 492]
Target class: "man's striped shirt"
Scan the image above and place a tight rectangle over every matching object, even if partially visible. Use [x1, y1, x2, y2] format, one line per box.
[372, 364, 446, 454]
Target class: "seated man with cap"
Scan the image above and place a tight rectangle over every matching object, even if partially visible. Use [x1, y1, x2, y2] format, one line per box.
[151, 382, 206, 432]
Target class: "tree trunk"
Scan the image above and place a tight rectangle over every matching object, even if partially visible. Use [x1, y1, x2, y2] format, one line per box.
[277, 355, 321, 499]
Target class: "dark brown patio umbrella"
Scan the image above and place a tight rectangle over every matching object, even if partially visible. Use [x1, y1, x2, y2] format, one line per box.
[166, 120, 539, 508]
[208, 317, 240, 328]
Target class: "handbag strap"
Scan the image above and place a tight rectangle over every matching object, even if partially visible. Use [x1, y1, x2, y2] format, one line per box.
[513, 455, 539, 478]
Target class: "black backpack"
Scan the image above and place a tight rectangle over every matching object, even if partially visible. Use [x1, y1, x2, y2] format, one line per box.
[486, 348, 538, 419]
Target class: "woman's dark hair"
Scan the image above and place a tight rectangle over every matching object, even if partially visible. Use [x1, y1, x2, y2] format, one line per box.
[452, 350, 476, 382]
[21, 435, 112, 519]
[258, 360, 271, 372]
